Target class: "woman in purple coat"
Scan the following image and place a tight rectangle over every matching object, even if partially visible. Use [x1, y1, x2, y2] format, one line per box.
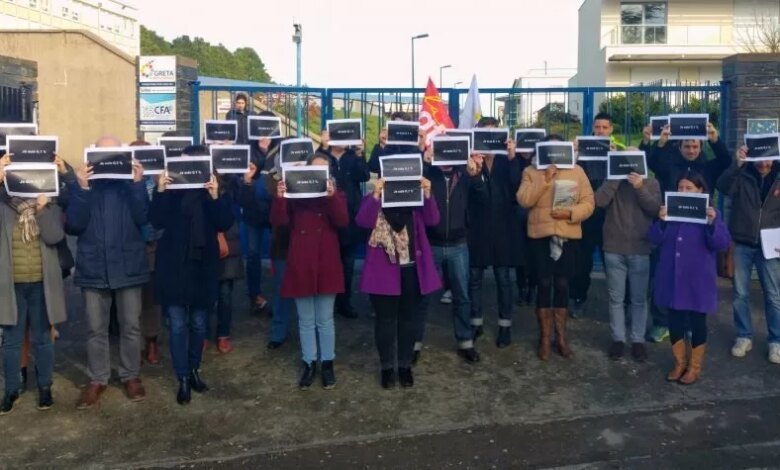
[648, 172, 731, 385]
[356, 177, 441, 389]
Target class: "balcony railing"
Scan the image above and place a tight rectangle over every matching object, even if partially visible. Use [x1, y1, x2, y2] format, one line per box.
[603, 24, 733, 47]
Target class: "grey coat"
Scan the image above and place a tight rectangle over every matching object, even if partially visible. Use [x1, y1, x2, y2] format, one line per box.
[0, 202, 67, 326]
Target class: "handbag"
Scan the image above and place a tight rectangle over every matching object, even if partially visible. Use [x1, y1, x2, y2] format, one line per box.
[217, 232, 229, 259]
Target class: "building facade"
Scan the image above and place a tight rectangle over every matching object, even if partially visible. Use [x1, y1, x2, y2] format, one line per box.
[571, 0, 780, 87]
[0, 0, 139, 57]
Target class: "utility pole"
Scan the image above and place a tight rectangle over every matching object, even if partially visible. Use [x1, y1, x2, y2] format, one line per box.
[293, 23, 303, 136]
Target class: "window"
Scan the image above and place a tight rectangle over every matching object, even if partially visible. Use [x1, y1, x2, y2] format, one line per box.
[621, 2, 667, 44]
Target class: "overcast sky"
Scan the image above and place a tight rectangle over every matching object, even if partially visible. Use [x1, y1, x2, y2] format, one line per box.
[134, 0, 582, 88]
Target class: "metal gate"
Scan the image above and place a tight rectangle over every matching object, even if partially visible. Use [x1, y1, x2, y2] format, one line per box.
[0, 84, 34, 123]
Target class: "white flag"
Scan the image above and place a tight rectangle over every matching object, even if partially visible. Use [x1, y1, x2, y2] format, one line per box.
[458, 75, 482, 129]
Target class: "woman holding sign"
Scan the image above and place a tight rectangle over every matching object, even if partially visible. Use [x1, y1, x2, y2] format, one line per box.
[356, 176, 440, 388]
[151, 146, 235, 405]
[650, 172, 731, 385]
[271, 154, 349, 390]
[517, 135, 595, 361]
[0, 156, 67, 414]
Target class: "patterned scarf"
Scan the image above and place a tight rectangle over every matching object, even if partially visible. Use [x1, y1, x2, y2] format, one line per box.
[8, 197, 40, 244]
[368, 211, 410, 264]
[550, 236, 566, 261]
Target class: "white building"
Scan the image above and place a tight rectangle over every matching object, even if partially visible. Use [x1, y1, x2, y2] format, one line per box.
[0, 0, 139, 56]
[500, 67, 577, 126]
[571, 0, 780, 87]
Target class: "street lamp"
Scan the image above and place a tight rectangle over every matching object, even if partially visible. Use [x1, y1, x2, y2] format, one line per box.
[411, 33, 429, 90]
[454, 81, 463, 88]
[293, 23, 303, 136]
[439, 65, 452, 88]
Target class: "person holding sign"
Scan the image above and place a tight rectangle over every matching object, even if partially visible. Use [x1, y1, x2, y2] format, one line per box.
[415, 150, 486, 364]
[225, 93, 252, 145]
[0, 158, 67, 414]
[356, 176, 440, 388]
[595, 171, 661, 362]
[271, 154, 349, 390]
[150, 145, 235, 404]
[467, 117, 525, 349]
[650, 173, 730, 384]
[319, 129, 371, 319]
[368, 112, 425, 176]
[717, 147, 780, 364]
[517, 135, 595, 361]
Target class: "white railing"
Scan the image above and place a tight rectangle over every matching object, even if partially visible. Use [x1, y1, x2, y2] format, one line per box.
[603, 24, 733, 47]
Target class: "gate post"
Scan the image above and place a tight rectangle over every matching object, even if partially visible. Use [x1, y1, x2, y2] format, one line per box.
[191, 80, 201, 143]
[582, 88, 594, 134]
[448, 89, 460, 128]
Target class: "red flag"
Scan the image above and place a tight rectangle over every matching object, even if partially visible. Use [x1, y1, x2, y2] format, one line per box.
[419, 78, 454, 147]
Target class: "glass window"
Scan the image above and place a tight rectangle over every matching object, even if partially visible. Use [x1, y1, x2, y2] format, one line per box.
[620, 2, 667, 44]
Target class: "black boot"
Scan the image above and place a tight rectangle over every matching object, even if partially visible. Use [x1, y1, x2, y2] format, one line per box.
[398, 367, 414, 388]
[19, 367, 27, 395]
[412, 350, 421, 366]
[457, 348, 481, 363]
[381, 369, 396, 389]
[37, 387, 54, 411]
[298, 361, 317, 390]
[176, 377, 191, 405]
[496, 326, 512, 348]
[189, 369, 209, 393]
[472, 325, 484, 341]
[0, 392, 19, 415]
[321, 360, 336, 390]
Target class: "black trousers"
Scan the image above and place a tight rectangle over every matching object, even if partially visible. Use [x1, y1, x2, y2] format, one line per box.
[571, 210, 604, 302]
[370, 266, 421, 370]
[335, 244, 356, 313]
[669, 309, 707, 348]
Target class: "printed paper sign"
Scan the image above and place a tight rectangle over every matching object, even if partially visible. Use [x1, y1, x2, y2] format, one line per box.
[159, 137, 194, 158]
[3, 163, 59, 198]
[248, 116, 282, 140]
[608, 151, 648, 180]
[84, 148, 133, 180]
[283, 166, 329, 199]
[651, 116, 669, 140]
[205, 120, 238, 144]
[665, 192, 709, 224]
[515, 128, 546, 152]
[6, 136, 57, 163]
[166, 156, 212, 189]
[211, 145, 251, 174]
[132, 146, 166, 175]
[576, 136, 610, 161]
[473, 128, 509, 155]
[745, 134, 780, 161]
[669, 114, 708, 140]
[387, 121, 420, 146]
[536, 142, 575, 169]
[280, 138, 316, 167]
[380, 155, 423, 180]
[327, 119, 363, 146]
[382, 179, 424, 208]
[445, 129, 474, 153]
[431, 136, 469, 166]
[0, 123, 37, 147]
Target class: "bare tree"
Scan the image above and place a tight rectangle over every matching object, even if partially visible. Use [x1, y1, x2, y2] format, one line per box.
[738, 6, 780, 53]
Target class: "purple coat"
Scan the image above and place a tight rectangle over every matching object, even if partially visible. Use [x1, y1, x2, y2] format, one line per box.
[647, 213, 731, 314]
[356, 194, 442, 296]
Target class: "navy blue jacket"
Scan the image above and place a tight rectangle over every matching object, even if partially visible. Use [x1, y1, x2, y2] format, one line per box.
[150, 190, 234, 308]
[65, 180, 150, 290]
[319, 147, 371, 246]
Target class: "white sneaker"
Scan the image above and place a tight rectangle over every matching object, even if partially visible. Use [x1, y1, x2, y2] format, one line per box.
[769, 343, 780, 364]
[731, 338, 753, 358]
[439, 290, 453, 304]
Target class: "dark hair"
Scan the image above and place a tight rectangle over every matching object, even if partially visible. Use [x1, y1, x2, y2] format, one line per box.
[593, 112, 613, 124]
[235, 93, 248, 104]
[676, 171, 709, 194]
[476, 116, 499, 128]
[307, 151, 330, 165]
[181, 145, 210, 157]
[542, 134, 564, 142]
[390, 111, 411, 121]
[258, 110, 276, 117]
[129, 140, 150, 147]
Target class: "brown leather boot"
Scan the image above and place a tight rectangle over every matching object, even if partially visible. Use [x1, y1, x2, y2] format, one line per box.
[553, 308, 573, 358]
[536, 309, 553, 361]
[145, 337, 159, 365]
[667, 340, 687, 381]
[76, 383, 107, 410]
[679, 344, 705, 385]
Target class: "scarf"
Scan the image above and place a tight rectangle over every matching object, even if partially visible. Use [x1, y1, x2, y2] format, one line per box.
[368, 211, 411, 264]
[181, 190, 207, 261]
[8, 197, 40, 244]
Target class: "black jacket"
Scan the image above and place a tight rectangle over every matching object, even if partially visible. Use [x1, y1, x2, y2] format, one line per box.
[468, 156, 525, 267]
[424, 165, 486, 247]
[239, 146, 273, 228]
[225, 109, 252, 145]
[368, 144, 422, 176]
[641, 138, 732, 195]
[717, 162, 780, 247]
[319, 147, 371, 246]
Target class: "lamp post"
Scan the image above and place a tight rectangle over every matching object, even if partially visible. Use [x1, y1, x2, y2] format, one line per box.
[439, 64, 452, 88]
[293, 23, 303, 137]
[411, 33, 429, 91]
[454, 81, 463, 88]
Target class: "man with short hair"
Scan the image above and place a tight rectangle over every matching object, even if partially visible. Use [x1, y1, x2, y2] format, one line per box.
[225, 93, 252, 145]
[67, 136, 149, 409]
[717, 147, 780, 364]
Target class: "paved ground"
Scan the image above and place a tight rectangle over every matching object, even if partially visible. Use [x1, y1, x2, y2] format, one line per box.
[1, 266, 779, 469]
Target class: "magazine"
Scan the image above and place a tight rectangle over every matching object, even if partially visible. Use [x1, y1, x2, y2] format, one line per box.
[552, 180, 578, 210]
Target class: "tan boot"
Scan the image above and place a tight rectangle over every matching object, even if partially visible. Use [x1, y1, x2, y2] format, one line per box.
[553, 308, 573, 358]
[666, 340, 687, 381]
[536, 309, 553, 361]
[679, 344, 706, 385]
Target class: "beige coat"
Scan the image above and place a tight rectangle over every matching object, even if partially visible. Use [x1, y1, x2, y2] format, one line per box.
[517, 165, 595, 240]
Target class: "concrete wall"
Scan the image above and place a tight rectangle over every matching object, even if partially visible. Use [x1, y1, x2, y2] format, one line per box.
[0, 30, 136, 168]
[722, 53, 780, 153]
[575, 0, 607, 87]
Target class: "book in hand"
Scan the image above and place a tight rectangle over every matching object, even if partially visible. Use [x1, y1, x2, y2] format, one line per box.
[282, 165, 329, 199]
[205, 120, 238, 144]
[386, 121, 420, 146]
[6, 136, 57, 163]
[158, 137, 194, 158]
[745, 134, 780, 161]
[607, 151, 647, 180]
[166, 156, 212, 189]
[3, 163, 59, 198]
[665, 192, 709, 224]
[132, 146, 166, 175]
[248, 116, 282, 140]
[211, 145, 250, 174]
[84, 147, 133, 180]
[552, 180, 578, 210]
[382, 179, 423, 208]
[326, 119, 363, 146]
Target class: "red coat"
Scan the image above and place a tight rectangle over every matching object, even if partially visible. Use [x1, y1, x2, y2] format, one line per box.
[270, 192, 349, 298]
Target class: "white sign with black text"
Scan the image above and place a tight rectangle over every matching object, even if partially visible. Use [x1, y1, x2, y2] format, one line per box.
[84, 147, 134, 180]
[665, 192, 709, 224]
[211, 145, 251, 174]
[651, 116, 669, 140]
[6, 136, 58, 163]
[132, 146, 166, 175]
[576, 136, 610, 161]
[379, 155, 423, 180]
[669, 114, 708, 140]
[745, 133, 780, 161]
[166, 156, 213, 189]
[283, 165, 329, 199]
[431, 136, 470, 166]
[473, 128, 509, 155]
[515, 128, 547, 152]
[535, 142, 576, 169]
[382, 179, 424, 208]
[205, 120, 238, 144]
[3, 163, 59, 198]
[608, 151, 648, 180]
[327, 119, 363, 146]
[248, 116, 282, 140]
[280, 138, 316, 167]
[386, 121, 420, 146]
[158, 137, 194, 158]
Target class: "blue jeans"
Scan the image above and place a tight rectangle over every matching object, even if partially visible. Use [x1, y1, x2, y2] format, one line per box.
[417, 244, 473, 348]
[733, 243, 780, 343]
[470, 266, 513, 328]
[2, 283, 53, 394]
[604, 253, 650, 343]
[166, 305, 208, 378]
[294, 295, 336, 363]
[212, 280, 233, 339]
[269, 259, 293, 343]
[245, 225, 265, 301]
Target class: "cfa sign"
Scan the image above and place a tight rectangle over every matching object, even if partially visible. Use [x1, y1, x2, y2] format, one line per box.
[139, 93, 176, 132]
[138, 55, 177, 131]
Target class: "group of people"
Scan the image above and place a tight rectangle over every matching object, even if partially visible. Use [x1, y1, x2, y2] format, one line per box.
[1, 92, 779, 414]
